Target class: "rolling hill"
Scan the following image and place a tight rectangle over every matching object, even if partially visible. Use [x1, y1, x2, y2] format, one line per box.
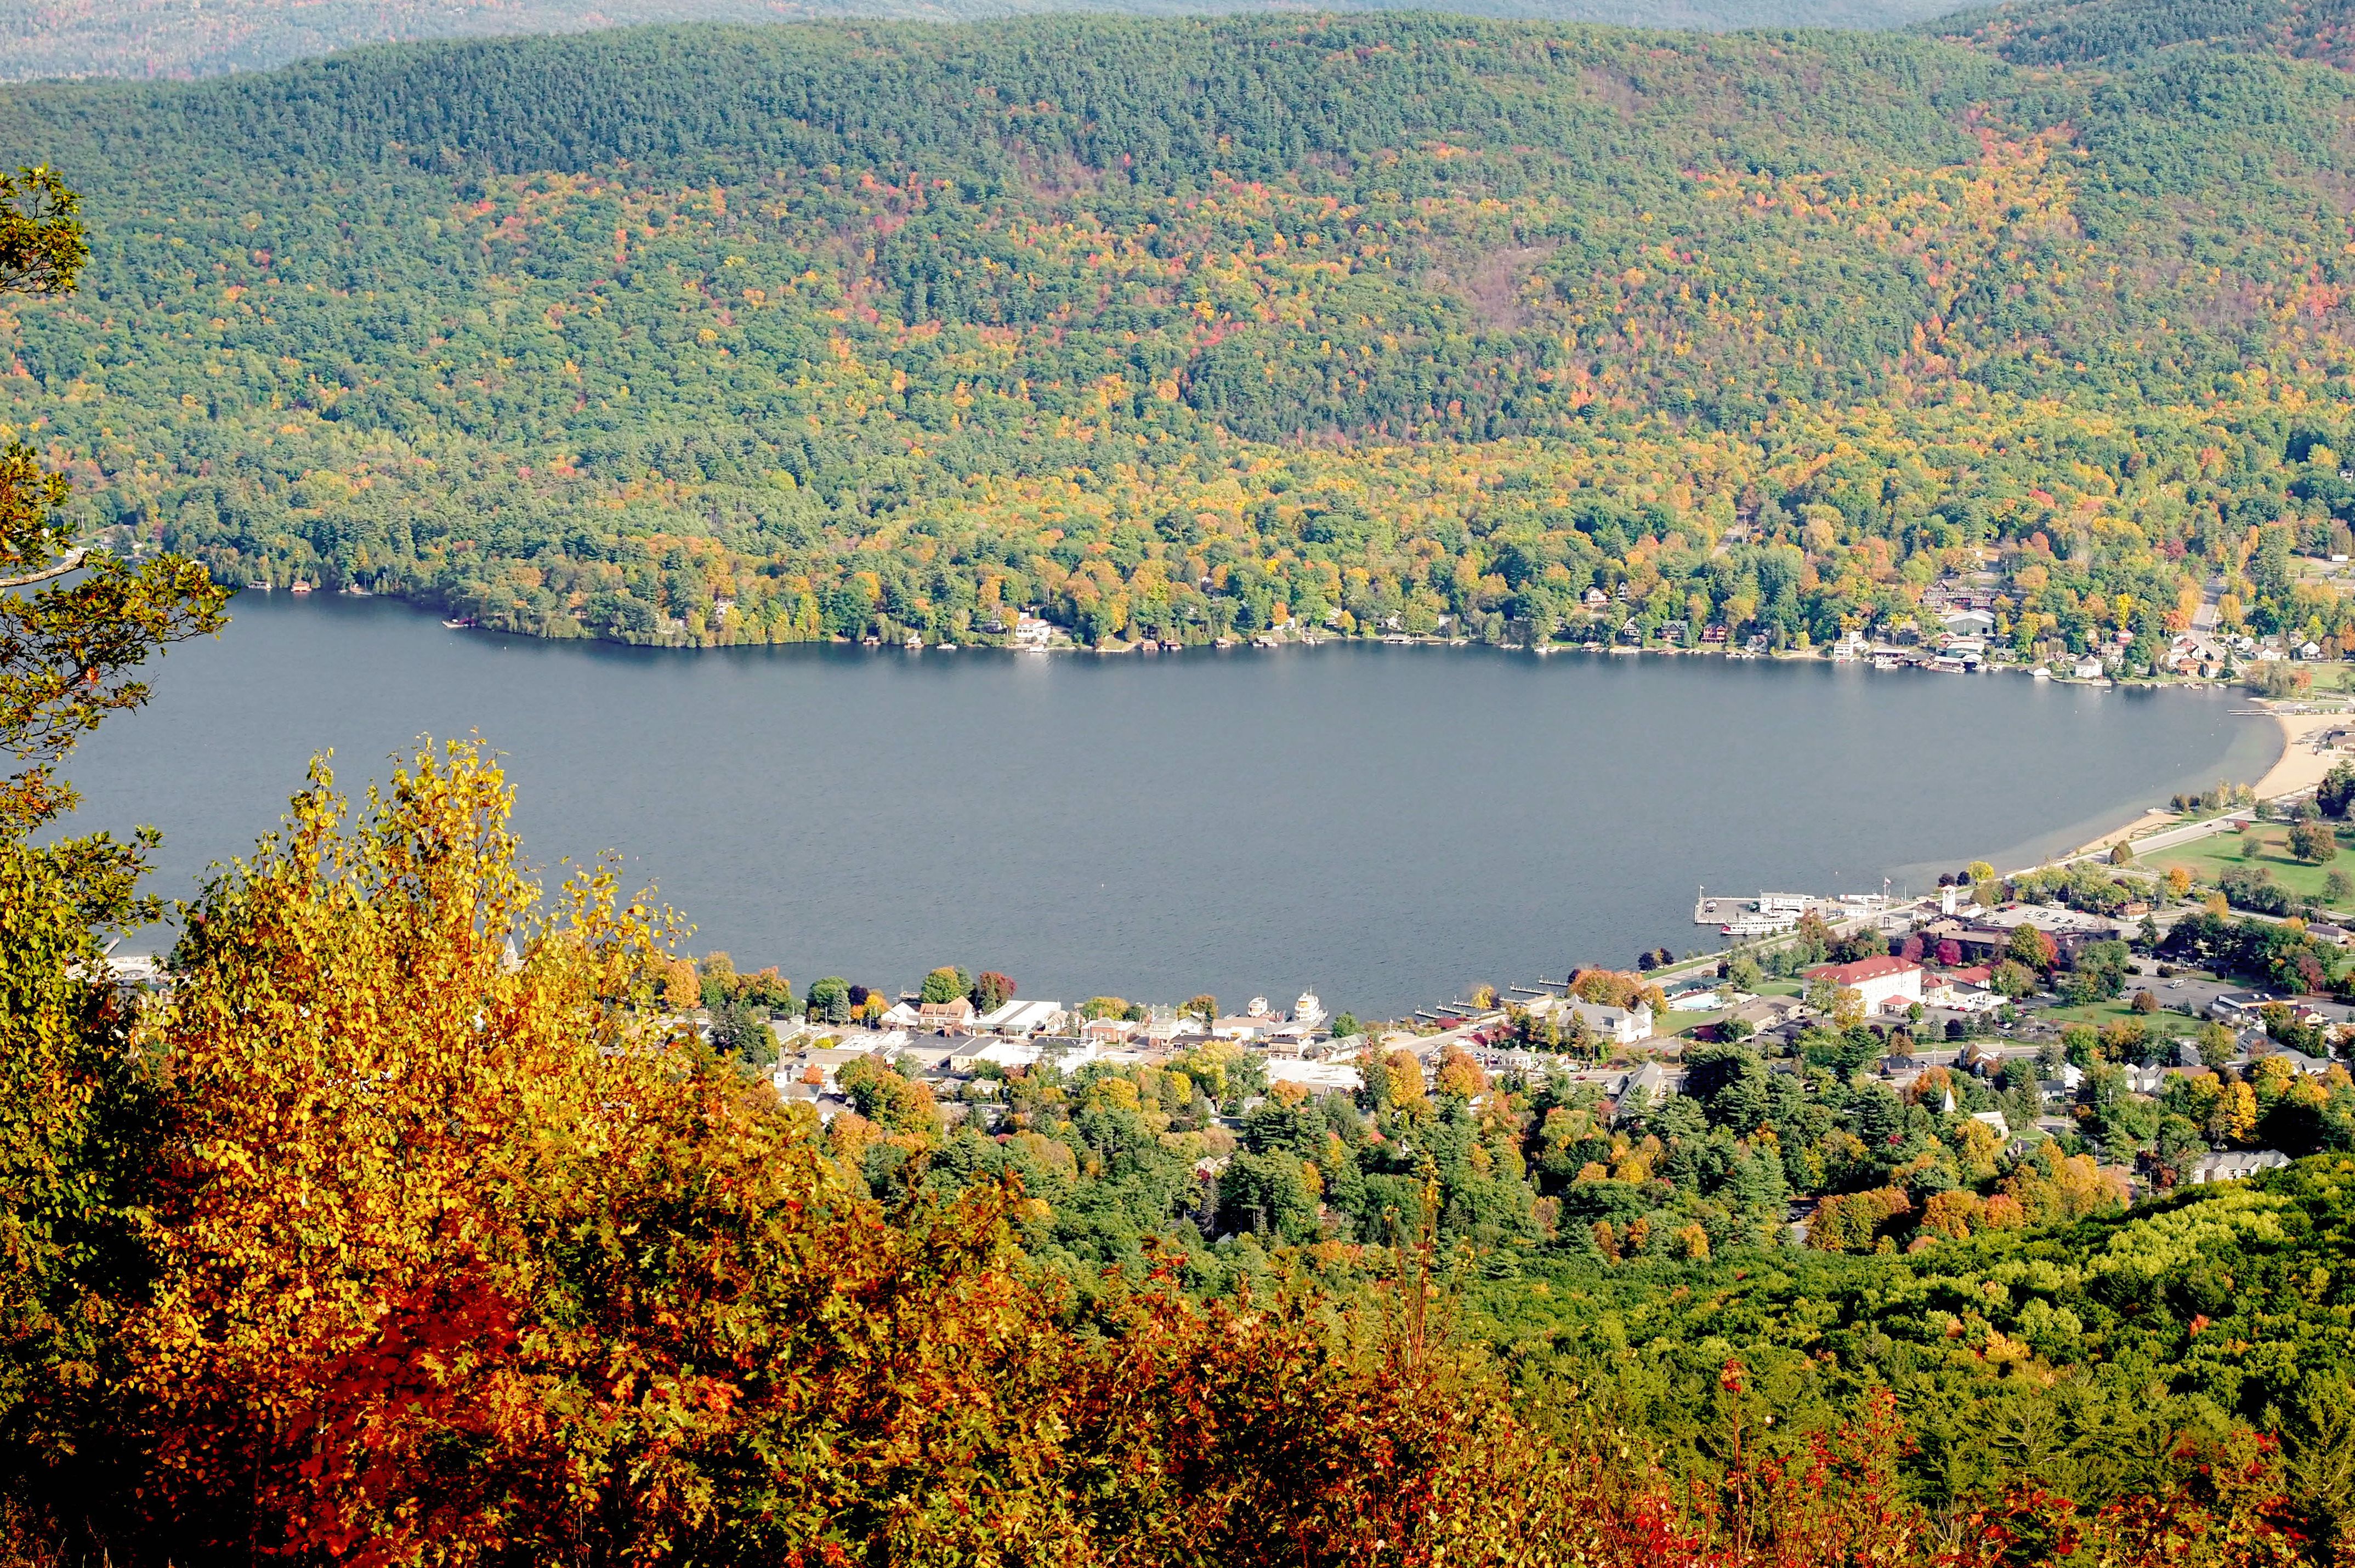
[4, 9, 2355, 657]
[1, 0, 1984, 84]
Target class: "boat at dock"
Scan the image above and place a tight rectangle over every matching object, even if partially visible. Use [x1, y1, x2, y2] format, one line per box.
[1693, 888, 1811, 933]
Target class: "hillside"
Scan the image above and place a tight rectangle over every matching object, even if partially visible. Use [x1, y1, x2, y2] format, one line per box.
[1477, 1151, 2355, 1522]
[1925, 0, 2355, 68]
[5, 13, 2355, 657]
[0, 0, 1983, 84]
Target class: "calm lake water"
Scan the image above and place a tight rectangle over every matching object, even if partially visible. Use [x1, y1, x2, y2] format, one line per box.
[57, 594, 2277, 1019]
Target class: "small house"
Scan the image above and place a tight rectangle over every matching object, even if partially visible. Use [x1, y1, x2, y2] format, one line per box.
[918, 996, 977, 1032]
[2188, 1150, 2292, 1184]
[1568, 999, 1654, 1045]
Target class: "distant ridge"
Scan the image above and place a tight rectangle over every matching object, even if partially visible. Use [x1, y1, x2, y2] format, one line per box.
[1921, 0, 2355, 67]
[1, 0, 1981, 83]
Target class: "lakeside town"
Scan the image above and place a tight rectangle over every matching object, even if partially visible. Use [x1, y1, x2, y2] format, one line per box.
[396, 550, 2355, 690]
[571, 733, 2355, 1229]
[90, 699, 2355, 1251]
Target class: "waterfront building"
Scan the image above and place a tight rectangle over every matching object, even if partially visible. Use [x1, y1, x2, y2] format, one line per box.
[1566, 999, 1654, 1046]
[918, 996, 978, 1032]
[1802, 955, 1923, 1014]
[974, 998, 1064, 1036]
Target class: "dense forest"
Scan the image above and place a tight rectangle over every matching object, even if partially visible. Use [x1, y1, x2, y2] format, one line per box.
[869, 980, 2355, 1515]
[5, 9, 2355, 657]
[1927, 0, 2355, 69]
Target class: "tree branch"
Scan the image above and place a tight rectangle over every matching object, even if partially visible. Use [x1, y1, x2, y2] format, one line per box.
[0, 548, 87, 590]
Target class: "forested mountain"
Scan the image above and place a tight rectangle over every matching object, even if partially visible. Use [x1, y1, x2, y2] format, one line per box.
[4, 10, 2355, 655]
[0, 0, 1977, 84]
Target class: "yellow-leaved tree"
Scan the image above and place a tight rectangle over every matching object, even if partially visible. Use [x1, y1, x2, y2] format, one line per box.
[110, 741, 1130, 1563]
[84, 741, 1541, 1568]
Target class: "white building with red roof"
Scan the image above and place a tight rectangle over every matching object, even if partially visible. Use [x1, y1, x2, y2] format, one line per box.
[1803, 955, 1923, 1015]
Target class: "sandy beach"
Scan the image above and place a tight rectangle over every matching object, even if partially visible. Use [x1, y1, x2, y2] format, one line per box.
[2252, 707, 2346, 799]
[2061, 808, 2178, 861]
[2047, 703, 2341, 865]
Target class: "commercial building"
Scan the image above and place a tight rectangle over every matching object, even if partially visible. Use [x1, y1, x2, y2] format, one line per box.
[1802, 955, 1923, 1014]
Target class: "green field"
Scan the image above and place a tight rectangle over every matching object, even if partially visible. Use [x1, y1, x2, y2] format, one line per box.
[2036, 995, 2195, 1032]
[2146, 825, 2355, 913]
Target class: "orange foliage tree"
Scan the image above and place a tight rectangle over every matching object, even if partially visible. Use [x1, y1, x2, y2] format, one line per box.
[0, 743, 2329, 1568]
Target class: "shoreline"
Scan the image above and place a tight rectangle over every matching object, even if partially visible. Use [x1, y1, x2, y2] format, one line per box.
[2040, 703, 2342, 868]
[2057, 807, 2178, 863]
[281, 594, 2260, 683]
[2251, 707, 2345, 799]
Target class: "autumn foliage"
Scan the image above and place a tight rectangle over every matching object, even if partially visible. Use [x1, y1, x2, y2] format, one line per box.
[0, 743, 2330, 1566]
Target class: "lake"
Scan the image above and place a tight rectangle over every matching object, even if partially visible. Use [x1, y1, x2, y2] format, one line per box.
[56, 594, 2277, 1019]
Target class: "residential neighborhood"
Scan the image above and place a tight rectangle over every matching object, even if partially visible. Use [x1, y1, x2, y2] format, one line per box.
[701, 786, 2355, 1228]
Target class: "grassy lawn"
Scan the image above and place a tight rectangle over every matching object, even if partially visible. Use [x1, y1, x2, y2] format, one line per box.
[2036, 996, 2191, 1031]
[2146, 825, 2355, 912]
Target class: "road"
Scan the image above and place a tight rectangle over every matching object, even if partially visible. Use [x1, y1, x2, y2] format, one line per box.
[2047, 810, 2244, 872]
[2192, 575, 2224, 633]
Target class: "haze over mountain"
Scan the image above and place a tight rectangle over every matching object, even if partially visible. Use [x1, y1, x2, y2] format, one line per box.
[1, 0, 1980, 83]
